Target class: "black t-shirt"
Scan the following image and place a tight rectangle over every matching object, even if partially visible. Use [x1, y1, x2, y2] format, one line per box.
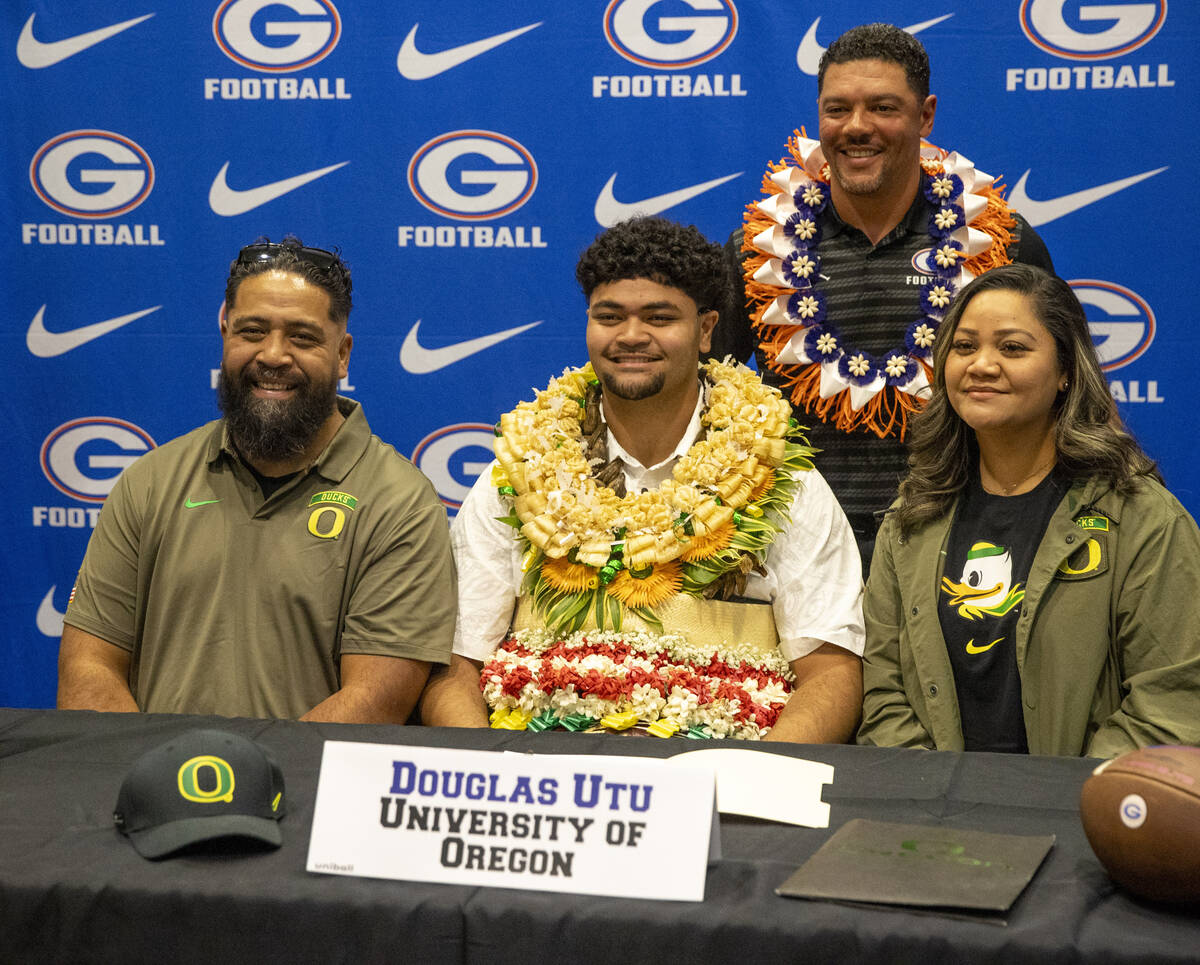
[246, 462, 300, 499]
[939, 467, 1069, 753]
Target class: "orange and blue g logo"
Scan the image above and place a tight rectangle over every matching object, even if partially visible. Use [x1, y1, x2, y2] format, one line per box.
[177, 755, 236, 804]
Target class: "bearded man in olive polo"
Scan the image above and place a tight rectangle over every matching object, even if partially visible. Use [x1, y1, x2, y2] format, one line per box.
[58, 238, 455, 722]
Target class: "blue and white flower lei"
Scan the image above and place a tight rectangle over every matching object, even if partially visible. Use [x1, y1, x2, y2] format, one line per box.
[748, 139, 1013, 418]
[769, 171, 964, 394]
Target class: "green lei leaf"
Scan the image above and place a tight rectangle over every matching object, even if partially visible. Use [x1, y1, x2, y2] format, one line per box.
[628, 604, 663, 633]
[604, 592, 623, 630]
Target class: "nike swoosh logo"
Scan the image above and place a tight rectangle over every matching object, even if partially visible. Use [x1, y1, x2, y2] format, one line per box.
[209, 161, 349, 217]
[594, 172, 742, 228]
[18, 12, 154, 69]
[37, 587, 65, 638]
[796, 14, 953, 75]
[964, 638, 1002, 655]
[400, 319, 541, 374]
[27, 304, 161, 358]
[1008, 167, 1168, 227]
[184, 498, 222, 509]
[397, 21, 542, 79]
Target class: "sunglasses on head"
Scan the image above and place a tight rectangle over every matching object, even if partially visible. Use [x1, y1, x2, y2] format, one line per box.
[236, 242, 339, 272]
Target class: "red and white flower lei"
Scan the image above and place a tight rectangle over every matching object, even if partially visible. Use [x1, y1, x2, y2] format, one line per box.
[481, 627, 795, 740]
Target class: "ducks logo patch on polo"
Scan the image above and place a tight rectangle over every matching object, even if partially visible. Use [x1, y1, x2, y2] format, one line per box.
[307, 490, 358, 540]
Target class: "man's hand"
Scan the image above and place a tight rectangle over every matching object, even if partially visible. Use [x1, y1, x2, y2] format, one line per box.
[418, 654, 489, 727]
[763, 642, 862, 744]
[301, 653, 431, 724]
[57, 625, 138, 712]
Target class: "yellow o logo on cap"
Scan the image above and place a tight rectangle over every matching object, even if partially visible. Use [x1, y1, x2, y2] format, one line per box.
[177, 755, 235, 803]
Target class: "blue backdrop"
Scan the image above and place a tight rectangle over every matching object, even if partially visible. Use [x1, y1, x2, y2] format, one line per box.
[5, 0, 1194, 707]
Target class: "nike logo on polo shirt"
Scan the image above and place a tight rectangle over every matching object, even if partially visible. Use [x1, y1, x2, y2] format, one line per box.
[397, 21, 542, 79]
[17, 12, 154, 68]
[795, 14, 952, 75]
[1007, 167, 1168, 227]
[400, 319, 541, 374]
[184, 498, 221, 509]
[27, 304, 161, 358]
[208, 161, 349, 217]
[594, 172, 742, 228]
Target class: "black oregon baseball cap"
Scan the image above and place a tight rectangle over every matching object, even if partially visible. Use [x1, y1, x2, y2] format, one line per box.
[114, 729, 286, 859]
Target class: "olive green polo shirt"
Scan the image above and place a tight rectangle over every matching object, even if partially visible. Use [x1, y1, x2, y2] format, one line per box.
[65, 399, 456, 718]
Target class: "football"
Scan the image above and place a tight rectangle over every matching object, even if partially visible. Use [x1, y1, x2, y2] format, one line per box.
[1080, 745, 1200, 903]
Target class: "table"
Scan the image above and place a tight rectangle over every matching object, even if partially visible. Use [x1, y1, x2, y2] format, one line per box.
[0, 708, 1195, 964]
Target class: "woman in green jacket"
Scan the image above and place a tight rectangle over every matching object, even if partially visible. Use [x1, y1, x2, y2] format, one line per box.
[858, 264, 1200, 757]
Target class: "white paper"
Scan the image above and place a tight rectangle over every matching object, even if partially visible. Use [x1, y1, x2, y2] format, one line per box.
[669, 748, 833, 827]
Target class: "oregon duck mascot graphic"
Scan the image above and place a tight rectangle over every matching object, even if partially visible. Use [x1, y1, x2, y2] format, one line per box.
[941, 541, 1025, 621]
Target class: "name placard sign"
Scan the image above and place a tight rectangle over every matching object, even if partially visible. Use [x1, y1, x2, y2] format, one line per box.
[306, 742, 717, 902]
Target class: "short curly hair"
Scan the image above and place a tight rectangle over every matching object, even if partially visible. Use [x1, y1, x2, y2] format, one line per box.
[575, 217, 730, 316]
[225, 234, 353, 326]
[818, 23, 931, 101]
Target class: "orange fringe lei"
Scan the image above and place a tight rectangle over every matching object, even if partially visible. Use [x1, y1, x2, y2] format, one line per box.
[743, 133, 1017, 440]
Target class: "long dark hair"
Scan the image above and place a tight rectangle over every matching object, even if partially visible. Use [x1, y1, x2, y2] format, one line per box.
[896, 264, 1159, 535]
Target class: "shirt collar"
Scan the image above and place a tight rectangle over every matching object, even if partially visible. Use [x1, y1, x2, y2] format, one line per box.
[603, 385, 705, 475]
[823, 171, 931, 245]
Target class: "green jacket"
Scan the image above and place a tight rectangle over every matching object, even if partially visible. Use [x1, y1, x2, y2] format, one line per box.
[858, 475, 1200, 757]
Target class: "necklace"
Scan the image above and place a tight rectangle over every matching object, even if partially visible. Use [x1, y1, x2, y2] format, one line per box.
[981, 459, 1055, 496]
[743, 133, 1018, 440]
[490, 359, 814, 633]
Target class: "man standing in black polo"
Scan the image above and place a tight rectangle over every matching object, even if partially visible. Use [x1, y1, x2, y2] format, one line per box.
[710, 24, 1053, 568]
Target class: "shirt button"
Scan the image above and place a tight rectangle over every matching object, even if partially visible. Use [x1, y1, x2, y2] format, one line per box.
[928, 684, 939, 698]
[898, 535, 907, 545]
[911, 606, 919, 616]
[1065, 534, 1076, 544]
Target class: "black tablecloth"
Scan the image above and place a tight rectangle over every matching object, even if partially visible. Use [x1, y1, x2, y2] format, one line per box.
[0, 708, 1194, 964]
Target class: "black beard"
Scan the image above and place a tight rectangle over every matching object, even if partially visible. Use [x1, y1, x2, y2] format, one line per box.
[598, 370, 665, 402]
[217, 363, 337, 464]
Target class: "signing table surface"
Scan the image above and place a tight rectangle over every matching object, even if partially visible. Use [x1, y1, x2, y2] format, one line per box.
[0, 708, 1194, 964]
